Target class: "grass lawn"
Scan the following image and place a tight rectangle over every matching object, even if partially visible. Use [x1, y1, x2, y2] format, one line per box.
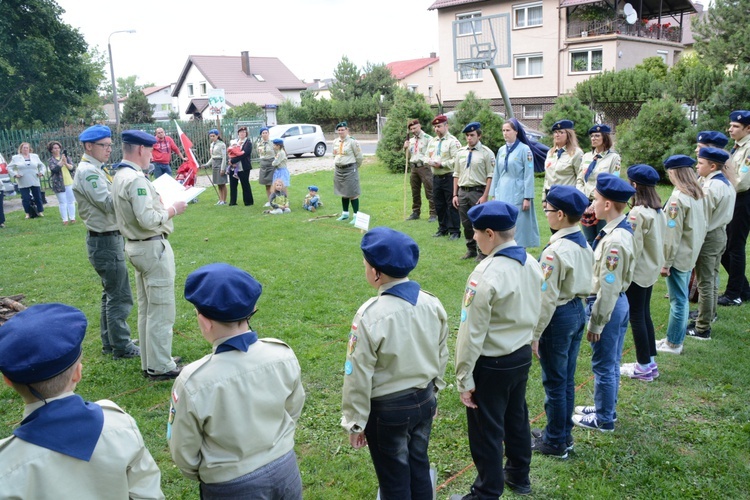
[1, 158, 749, 499]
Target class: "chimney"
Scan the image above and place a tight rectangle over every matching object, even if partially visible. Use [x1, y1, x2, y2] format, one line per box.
[430, 52, 436, 59]
[241, 51, 251, 76]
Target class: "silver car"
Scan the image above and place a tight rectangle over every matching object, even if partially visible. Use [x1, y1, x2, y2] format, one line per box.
[269, 124, 327, 157]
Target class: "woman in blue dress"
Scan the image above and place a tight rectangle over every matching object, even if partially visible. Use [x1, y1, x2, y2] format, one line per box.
[490, 118, 540, 248]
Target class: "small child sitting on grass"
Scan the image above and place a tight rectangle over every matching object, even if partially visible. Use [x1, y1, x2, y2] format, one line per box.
[264, 179, 291, 214]
[303, 185, 322, 212]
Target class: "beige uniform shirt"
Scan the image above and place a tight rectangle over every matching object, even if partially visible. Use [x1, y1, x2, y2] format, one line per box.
[588, 215, 635, 334]
[663, 189, 706, 273]
[333, 135, 363, 167]
[341, 279, 449, 433]
[0, 394, 164, 500]
[576, 150, 621, 200]
[256, 138, 275, 160]
[72, 154, 119, 232]
[543, 147, 583, 199]
[203, 141, 227, 171]
[533, 227, 594, 340]
[426, 132, 462, 176]
[112, 161, 173, 240]
[453, 141, 495, 187]
[455, 241, 543, 393]
[628, 206, 667, 288]
[702, 171, 736, 231]
[731, 134, 750, 194]
[407, 130, 432, 165]
[169, 337, 305, 484]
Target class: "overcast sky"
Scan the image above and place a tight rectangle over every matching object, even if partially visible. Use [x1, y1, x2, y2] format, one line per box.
[56, 0, 440, 87]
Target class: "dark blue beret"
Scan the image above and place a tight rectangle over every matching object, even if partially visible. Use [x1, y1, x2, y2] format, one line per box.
[336, 121, 348, 129]
[595, 173, 635, 203]
[462, 122, 481, 134]
[0, 304, 86, 384]
[361, 227, 419, 278]
[272, 138, 284, 145]
[208, 129, 220, 136]
[551, 120, 574, 131]
[588, 124, 611, 135]
[184, 263, 262, 322]
[698, 147, 730, 165]
[663, 154, 695, 170]
[308, 185, 319, 192]
[468, 201, 518, 231]
[627, 164, 660, 187]
[122, 130, 157, 147]
[259, 127, 269, 134]
[696, 131, 728, 148]
[546, 185, 589, 216]
[79, 125, 111, 143]
[730, 110, 750, 125]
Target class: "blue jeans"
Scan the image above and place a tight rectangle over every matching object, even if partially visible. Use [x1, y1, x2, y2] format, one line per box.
[587, 293, 628, 425]
[152, 163, 172, 178]
[538, 298, 585, 446]
[665, 268, 691, 345]
[20, 186, 44, 215]
[365, 384, 436, 500]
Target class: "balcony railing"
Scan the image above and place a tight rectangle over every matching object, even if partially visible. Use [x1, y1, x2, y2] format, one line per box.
[567, 18, 682, 43]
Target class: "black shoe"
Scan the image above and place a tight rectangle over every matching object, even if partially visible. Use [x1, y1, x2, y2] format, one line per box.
[102, 347, 113, 356]
[505, 478, 531, 495]
[433, 231, 448, 238]
[449, 495, 478, 500]
[146, 367, 182, 381]
[428, 215, 438, 222]
[686, 327, 711, 340]
[112, 344, 141, 360]
[531, 435, 568, 459]
[688, 311, 717, 323]
[532, 428, 573, 452]
[460, 251, 477, 260]
[718, 295, 742, 306]
[449, 233, 460, 241]
[406, 212, 420, 220]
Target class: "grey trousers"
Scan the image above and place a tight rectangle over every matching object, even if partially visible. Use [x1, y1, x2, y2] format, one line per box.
[199, 450, 302, 500]
[695, 227, 727, 331]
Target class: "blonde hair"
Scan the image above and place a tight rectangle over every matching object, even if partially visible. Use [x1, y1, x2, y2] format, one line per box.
[17, 142, 32, 154]
[565, 129, 579, 155]
[667, 168, 704, 200]
[10, 355, 81, 400]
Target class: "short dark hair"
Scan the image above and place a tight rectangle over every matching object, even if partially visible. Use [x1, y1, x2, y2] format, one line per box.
[47, 141, 62, 153]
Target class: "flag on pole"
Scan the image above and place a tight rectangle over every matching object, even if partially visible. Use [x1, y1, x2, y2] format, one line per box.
[174, 121, 199, 186]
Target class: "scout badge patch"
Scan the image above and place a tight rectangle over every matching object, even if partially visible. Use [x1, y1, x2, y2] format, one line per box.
[347, 333, 358, 356]
[463, 280, 478, 308]
[668, 202, 678, 227]
[628, 215, 637, 231]
[541, 255, 554, 280]
[606, 249, 620, 271]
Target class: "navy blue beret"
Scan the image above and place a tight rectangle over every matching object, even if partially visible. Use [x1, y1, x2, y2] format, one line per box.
[208, 129, 220, 136]
[0, 304, 86, 384]
[588, 124, 611, 135]
[551, 120, 574, 131]
[308, 185, 319, 192]
[122, 130, 157, 147]
[595, 173, 635, 203]
[468, 201, 518, 231]
[79, 125, 111, 143]
[336, 121, 348, 129]
[696, 131, 728, 148]
[361, 227, 419, 278]
[272, 138, 284, 145]
[698, 147, 730, 165]
[259, 127, 269, 134]
[462, 122, 481, 134]
[627, 164, 660, 187]
[730, 110, 750, 125]
[546, 185, 589, 216]
[184, 263, 262, 322]
[663, 154, 695, 170]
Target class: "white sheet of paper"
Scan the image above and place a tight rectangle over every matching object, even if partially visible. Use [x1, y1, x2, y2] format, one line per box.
[151, 174, 205, 206]
[354, 212, 370, 231]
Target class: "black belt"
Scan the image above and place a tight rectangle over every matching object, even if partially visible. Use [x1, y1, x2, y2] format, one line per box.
[88, 230, 120, 237]
[128, 234, 166, 242]
[336, 163, 356, 168]
[372, 381, 435, 402]
[459, 185, 485, 193]
[434, 173, 453, 178]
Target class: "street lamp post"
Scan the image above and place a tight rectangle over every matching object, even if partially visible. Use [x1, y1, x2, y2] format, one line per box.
[108, 30, 136, 130]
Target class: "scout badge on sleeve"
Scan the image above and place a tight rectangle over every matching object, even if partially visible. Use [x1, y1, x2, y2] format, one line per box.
[628, 214, 637, 231]
[540, 255, 554, 291]
[606, 249, 619, 271]
[463, 280, 478, 308]
[667, 202, 678, 227]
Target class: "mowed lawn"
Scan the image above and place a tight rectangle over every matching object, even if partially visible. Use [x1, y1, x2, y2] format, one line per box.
[1, 158, 749, 499]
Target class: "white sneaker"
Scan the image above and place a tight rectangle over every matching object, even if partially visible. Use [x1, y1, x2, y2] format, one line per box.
[655, 338, 683, 355]
[263, 202, 271, 207]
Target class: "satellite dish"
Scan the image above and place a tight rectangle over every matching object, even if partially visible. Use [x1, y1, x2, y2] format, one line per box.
[624, 3, 638, 24]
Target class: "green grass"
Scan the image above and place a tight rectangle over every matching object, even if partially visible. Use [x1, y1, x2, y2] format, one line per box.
[1, 159, 749, 499]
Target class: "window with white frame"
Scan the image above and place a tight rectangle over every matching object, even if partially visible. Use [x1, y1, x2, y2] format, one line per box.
[187, 84, 194, 97]
[407, 84, 418, 93]
[428, 66, 433, 77]
[457, 12, 482, 36]
[514, 54, 543, 78]
[428, 85, 433, 98]
[458, 65, 483, 81]
[570, 48, 603, 73]
[656, 50, 668, 63]
[514, 2, 543, 29]
[200, 82, 207, 95]
[523, 105, 544, 119]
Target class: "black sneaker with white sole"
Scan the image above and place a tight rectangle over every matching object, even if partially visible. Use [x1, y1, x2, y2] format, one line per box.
[532, 428, 573, 452]
[717, 295, 742, 306]
[686, 327, 711, 340]
[531, 435, 568, 459]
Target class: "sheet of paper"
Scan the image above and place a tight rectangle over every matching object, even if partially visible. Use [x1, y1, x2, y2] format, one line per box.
[354, 212, 370, 231]
[152, 174, 205, 206]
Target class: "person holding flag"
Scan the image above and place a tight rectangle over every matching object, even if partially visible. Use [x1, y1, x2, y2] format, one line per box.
[152, 127, 186, 178]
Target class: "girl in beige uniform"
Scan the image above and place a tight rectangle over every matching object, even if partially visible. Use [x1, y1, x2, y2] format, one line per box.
[543, 120, 582, 203]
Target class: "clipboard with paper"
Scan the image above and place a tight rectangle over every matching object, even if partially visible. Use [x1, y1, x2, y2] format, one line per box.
[152, 173, 205, 207]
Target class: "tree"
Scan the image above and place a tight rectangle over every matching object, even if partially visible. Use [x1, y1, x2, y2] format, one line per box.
[121, 90, 154, 124]
[635, 57, 669, 81]
[225, 102, 264, 121]
[451, 92, 505, 153]
[666, 54, 725, 109]
[693, 0, 750, 68]
[117, 75, 155, 99]
[696, 65, 750, 133]
[540, 95, 595, 151]
[330, 56, 360, 101]
[358, 62, 398, 104]
[0, 0, 104, 128]
[377, 88, 435, 173]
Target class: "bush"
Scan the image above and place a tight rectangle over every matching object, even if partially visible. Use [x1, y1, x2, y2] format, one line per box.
[617, 97, 693, 178]
[449, 92, 505, 153]
[697, 65, 750, 133]
[540, 95, 595, 151]
[376, 89, 435, 173]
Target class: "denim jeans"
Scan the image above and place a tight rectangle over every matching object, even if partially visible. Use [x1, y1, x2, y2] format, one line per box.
[665, 268, 691, 346]
[365, 384, 436, 500]
[538, 298, 585, 446]
[20, 186, 44, 215]
[152, 163, 172, 178]
[587, 293, 628, 425]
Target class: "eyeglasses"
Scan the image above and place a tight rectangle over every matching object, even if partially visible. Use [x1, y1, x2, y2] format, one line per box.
[94, 142, 113, 149]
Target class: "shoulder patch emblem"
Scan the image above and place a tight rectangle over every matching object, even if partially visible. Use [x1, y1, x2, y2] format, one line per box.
[463, 287, 476, 308]
[344, 360, 353, 375]
[541, 261, 554, 280]
[347, 333, 358, 356]
[137, 187, 147, 196]
[527, 151, 533, 163]
[606, 249, 619, 271]
[668, 202, 678, 220]
[628, 215, 637, 231]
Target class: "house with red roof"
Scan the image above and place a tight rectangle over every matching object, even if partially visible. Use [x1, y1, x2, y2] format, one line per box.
[387, 54, 441, 105]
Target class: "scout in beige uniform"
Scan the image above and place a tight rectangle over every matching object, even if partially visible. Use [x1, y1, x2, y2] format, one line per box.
[333, 121, 364, 223]
[452, 122, 495, 260]
[169, 263, 305, 499]
[112, 130, 187, 380]
[342, 227, 448, 500]
[531, 185, 593, 458]
[719, 110, 750, 305]
[656, 156, 707, 355]
[572, 174, 635, 433]
[453, 201, 543, 499]
[543, 120, 583, 202]
[425, 114, 462, 238]
[688, 148, 736, 339]
[257, 126, 276, 204]
[72, 124, 139, 360]
[0, 304, 163, 500]
[404, 119, 436, 221]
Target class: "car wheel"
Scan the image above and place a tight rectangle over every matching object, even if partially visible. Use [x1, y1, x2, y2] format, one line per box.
[314, 142, 326, 157]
